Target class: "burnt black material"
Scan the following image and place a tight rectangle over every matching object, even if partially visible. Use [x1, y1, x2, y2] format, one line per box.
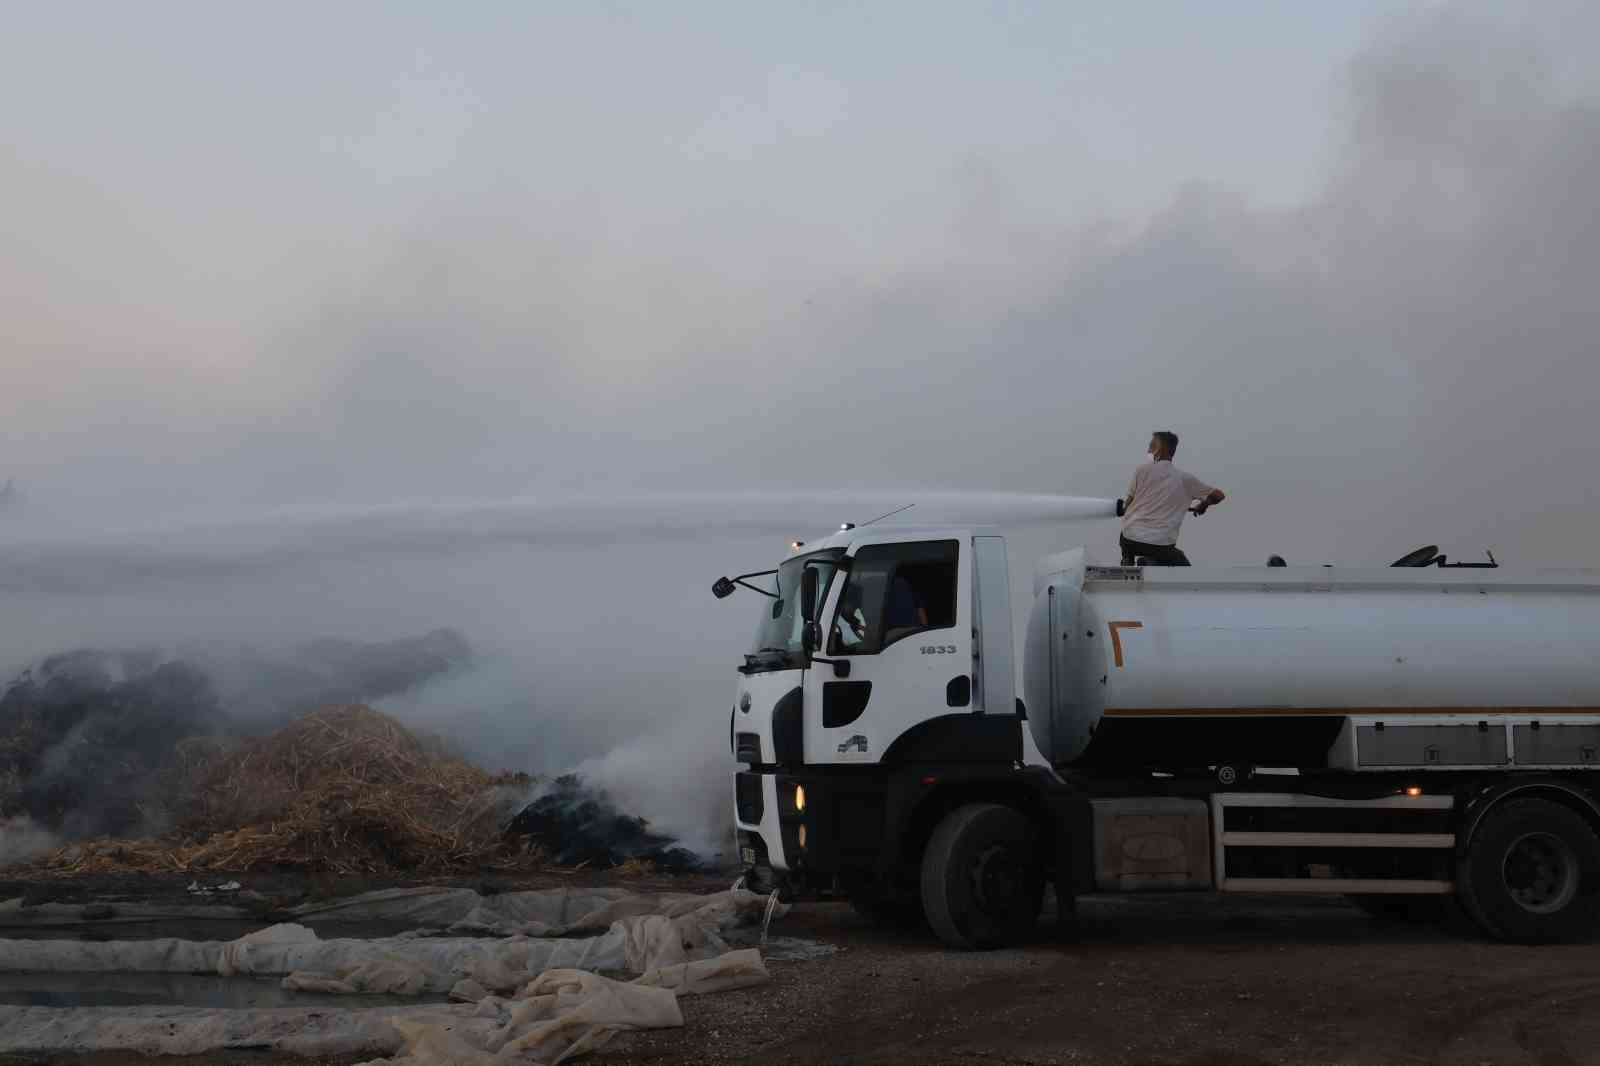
[823, 681, 872, 728]
[771, 685, 804, 764]
[505, 775, 700, 872]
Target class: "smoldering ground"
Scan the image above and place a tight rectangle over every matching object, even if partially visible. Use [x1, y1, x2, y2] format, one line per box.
[2, 7, 1598, 855]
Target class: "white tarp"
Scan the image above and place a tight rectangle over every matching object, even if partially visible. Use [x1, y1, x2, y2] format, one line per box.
[280, 957, 432, 996]
[0, 949, 772, 1061]
[633, 948, 769, 996]
[0, 897, 253, 928]
[353, 957, 780, 1066]
[352, 951, 770, 1064]
[0, 888, 783, 1061]
[0, 885, 785, 938]
[0, 924, 626, 987]
[0, 936, 222, 973]
[291, 885, 785, 937]
[0, 1003, 487, 1057]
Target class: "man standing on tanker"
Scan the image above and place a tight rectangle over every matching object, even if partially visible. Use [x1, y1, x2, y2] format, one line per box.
[1119, 431, 1226, 566]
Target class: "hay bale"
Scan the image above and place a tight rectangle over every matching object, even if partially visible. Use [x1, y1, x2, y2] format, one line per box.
[23, 705, 536, 876]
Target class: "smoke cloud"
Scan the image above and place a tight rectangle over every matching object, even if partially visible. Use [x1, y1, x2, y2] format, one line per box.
[0, 817, 60, 868]
[2, 5, 1597, 850]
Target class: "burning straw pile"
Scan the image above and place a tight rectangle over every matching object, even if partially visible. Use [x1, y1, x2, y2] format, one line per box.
[26, 705, 535, 876]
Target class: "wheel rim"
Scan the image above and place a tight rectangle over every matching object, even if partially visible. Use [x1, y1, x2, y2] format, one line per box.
[970, 843, 1021, 917]
[1501, 831, 1579, 914]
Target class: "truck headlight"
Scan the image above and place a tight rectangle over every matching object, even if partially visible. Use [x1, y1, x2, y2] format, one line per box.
[794, 784, 807, 812]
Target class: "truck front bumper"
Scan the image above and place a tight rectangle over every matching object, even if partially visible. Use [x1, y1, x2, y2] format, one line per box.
[733, 770, 805, 886]
[735, 766, 934, 899]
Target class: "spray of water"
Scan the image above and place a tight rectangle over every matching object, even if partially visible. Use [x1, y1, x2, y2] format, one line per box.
[0, 491, 1117, 596]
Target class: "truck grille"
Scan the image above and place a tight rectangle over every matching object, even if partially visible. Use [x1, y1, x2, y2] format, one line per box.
[735, 772, 764, 825]
[735, 732, 762, 764]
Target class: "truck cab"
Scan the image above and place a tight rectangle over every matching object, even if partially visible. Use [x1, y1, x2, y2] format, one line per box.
[728, 526, 1054, 932]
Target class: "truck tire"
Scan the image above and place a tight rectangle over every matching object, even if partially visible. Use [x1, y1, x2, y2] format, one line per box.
[920, 803, 1041, 950]
[1457, 798, 1600, 943]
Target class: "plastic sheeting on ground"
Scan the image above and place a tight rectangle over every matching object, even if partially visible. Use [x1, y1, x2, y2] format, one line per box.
[0, 897, 254, 929]
[633, 948, 769, 996]
[291, 885, 786, 938]
[0, 948, 772, 1061]
[353, 956, 771, 1066]
[362, 970, 684, 1065]
[0, 888, 783, 1061]
[225, 923, 631, 990]
[280, 957, 432, 996]
[0, 1003, 487, 1057]
[0, 923, 626, 989]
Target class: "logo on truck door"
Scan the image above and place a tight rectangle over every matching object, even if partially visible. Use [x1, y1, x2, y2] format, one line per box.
[837, 734, 869, 755]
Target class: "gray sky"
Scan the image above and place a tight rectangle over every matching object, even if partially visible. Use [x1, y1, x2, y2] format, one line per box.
[4, 2, 1599, 843]
[4, 1, 1596, 562]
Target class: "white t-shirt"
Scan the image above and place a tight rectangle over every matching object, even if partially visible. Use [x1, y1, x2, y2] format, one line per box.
[1120, 459, 1214, 546]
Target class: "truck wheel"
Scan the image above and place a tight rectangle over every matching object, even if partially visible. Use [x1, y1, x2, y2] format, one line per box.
[1458, 798, 1600, 943]
[920, 803, 1041, 950]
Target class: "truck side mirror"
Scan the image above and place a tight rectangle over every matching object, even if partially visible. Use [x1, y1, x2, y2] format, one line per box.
[800, 566, 819, 623]
[802, 620, 819, 657]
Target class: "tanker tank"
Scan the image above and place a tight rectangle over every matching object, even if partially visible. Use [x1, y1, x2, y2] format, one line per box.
[1023, 548, 1600, 773]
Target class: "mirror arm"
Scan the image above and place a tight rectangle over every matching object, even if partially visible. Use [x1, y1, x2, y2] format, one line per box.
[734, 578, 778, 599]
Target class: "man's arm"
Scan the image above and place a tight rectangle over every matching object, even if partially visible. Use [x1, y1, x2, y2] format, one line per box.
[1190, 480, 1225, 515]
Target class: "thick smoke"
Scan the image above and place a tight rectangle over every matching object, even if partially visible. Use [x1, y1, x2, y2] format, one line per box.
[0, 632, 470, 841]
[2, 7, 1597, 855]
[0, 653, 224, 839]
[0, 817, 59, 867]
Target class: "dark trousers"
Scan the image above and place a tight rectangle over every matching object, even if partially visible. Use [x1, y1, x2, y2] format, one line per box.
[1120, 534, 1191, 567]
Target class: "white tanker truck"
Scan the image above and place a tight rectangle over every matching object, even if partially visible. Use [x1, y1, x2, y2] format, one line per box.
[715, 513, 1600, 947]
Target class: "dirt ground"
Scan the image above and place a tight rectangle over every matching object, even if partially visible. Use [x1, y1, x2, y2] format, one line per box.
[5, 888, 1600, 1066]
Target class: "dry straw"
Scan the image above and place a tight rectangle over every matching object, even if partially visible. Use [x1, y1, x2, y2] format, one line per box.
[26, 705, 539, 876]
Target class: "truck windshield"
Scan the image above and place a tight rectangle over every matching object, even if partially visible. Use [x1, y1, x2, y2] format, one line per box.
[744, 548, 844, 673]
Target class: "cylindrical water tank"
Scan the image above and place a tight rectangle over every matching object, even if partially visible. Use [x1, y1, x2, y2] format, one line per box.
[1023, 548, 1600, 770]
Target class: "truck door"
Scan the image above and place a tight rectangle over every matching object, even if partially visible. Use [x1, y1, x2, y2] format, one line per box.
[805, 536, 973, 764]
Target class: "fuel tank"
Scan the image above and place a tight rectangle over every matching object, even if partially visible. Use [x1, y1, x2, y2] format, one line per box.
[1023, 548, 1600, 770]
